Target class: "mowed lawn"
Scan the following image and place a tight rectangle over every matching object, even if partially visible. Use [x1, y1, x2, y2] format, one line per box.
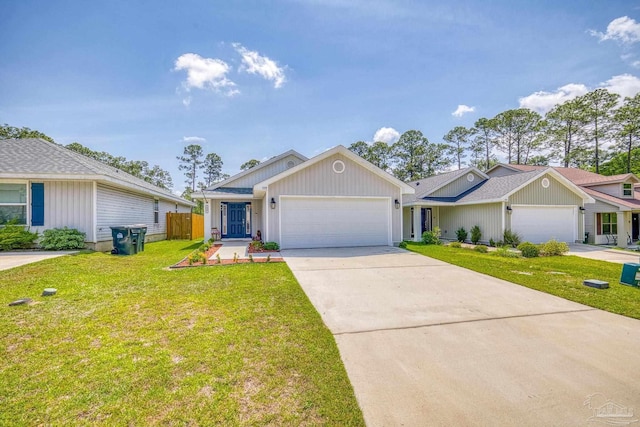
[406, 242, 640, 320]
[0, 241, 364, 426]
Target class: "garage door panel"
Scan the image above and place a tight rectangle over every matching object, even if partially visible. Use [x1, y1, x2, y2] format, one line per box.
[280, 197, 390, 249]
[511, 206, 575, 243]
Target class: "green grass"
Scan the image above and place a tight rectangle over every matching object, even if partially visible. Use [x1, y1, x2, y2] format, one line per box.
[406, 242, 640, 320]
[0, 240, 364, 426]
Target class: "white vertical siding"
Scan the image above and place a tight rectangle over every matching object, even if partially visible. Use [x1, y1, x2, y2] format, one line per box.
[267, 153, 403, 245]
[32, 181, 94, 240]
[228, 155, 304, 188]
[430, 172, 485, 197]
[584, 199, 620, 244]
[439, 203, 502, 243]
[509, 174, 583, 205]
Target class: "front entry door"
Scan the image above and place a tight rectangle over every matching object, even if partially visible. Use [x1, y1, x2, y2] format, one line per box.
[633, 213, 639, 241]
[227, 203, 246, 238]
[421, 208, 432, 234]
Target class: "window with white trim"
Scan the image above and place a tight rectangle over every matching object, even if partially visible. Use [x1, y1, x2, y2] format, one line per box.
[0, 183, 27, 225]
[154, 199, 159, 224]
[623, 183, 633, 197]
[597, 213, 617, 235]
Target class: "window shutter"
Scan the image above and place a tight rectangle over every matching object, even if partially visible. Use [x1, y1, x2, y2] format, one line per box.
[596, 213, 602, 235]
[31, 183, 44, 226]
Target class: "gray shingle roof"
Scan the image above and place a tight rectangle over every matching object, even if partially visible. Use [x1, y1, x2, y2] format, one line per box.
[454, 170, 547, 203]
[0, 138, 193, 206]
[407, 168, 470, 199]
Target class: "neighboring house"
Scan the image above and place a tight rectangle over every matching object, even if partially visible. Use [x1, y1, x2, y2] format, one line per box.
[488, 164, 640, 247]
[193, 145, 414, 249]
[0, 138, 194, 251]
[403, 166, 594, 244]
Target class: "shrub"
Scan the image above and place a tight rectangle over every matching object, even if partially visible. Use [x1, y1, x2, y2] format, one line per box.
[40, 227, 85, 250]
[541, 239, 569, 256]
[398, 241, 408, 249]
[474, 245, 488, 253]
[263, 241, 280, 251]
[517, 242, 539, 258]
[250, 240, 263, 250]
[449, 241, 462, 248]
[456, 227, 468, 243]
[0, 223, 39, 251]
[494, 247, 520, 258]
[503, 229, 521, 248]
[422, 226, 442, 245]
[470, 225, 482, 245]
[489, 238, 495, 247]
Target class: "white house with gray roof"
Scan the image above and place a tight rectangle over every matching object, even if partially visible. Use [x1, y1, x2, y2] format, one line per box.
[0, 138, 194, 251]
[403, 166, 594, 244]
[193, 145, 414, 249]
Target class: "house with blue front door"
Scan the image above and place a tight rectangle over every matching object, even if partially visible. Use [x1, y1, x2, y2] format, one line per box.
[0, 138, 194, 250]
[194, 145, 415, 248]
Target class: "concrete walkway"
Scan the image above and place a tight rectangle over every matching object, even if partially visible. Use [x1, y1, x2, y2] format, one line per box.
[569, 243, 640, 264]
[210, 240, 281, 260]
[0, 251, 78, 271]
[283, 246, 640, 426]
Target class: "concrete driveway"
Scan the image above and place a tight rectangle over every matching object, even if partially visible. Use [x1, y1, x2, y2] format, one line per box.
[283, 246, 640, 426]
[0, 251, 77, 271]
[569, 243, 640, 264]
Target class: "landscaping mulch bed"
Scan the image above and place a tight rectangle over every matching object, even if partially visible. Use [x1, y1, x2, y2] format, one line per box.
[171, 244, 283, 268]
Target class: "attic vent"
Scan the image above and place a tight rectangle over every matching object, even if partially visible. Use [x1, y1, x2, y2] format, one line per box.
[332, 160, 346, 174]
[541, 178, 550, 189]
[467, 173, 475, 182]
[287, 160, 295, 169]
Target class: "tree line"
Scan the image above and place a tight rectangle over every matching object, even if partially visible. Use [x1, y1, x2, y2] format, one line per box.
[350, 89, 640, 180]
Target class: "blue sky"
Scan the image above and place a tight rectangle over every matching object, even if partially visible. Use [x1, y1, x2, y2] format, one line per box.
[2, 1, 640, 191]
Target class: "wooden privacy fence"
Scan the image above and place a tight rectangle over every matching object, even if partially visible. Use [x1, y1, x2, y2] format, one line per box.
[166, 212, 204, 240]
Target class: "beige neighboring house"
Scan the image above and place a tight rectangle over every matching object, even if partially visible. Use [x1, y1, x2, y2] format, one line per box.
[403, 166, 594, 244]
[488, 164, 640, 247]
[0, 138, 194, 251]
[193, 145, 414, 249]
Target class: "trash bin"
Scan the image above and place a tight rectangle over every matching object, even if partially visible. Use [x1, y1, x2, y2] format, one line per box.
[127, 224, 147, 253]
[619, 262, 640, 287]
[110, 226, 136, 255]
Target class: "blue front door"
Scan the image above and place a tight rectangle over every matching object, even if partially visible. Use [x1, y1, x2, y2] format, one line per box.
[227, 203, 246, 238]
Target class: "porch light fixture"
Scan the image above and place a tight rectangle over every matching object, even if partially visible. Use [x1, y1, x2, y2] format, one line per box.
[506, 205, 513, 214]
[270, 198, 276, 209]
[579, 206, 586, 214]
[394, 199, 400, 209]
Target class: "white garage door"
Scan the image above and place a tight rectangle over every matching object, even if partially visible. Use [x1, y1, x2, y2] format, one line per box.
[511, 206, 576, 243]
[280, 197, 391, 249]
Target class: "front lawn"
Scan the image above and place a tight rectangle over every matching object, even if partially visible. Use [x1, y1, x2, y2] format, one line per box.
[406, 242, 640, 320]
[0, 240, 364, 426]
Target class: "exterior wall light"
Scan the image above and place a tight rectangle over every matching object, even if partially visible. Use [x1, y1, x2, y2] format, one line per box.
[395, 199, 400, 209]
[270, 197, 276, 209]
[579, 206, 586, 214]
[506, 205, 513, 214]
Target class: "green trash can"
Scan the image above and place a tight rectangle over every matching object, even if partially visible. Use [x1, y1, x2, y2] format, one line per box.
[620, 263, 640, 287]
[110, 226, 136, 255]
[128, 224, 147, 253]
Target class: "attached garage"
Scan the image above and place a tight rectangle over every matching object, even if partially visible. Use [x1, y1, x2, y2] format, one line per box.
[511, 205, 577, 243]
[280, 197, 391, 249]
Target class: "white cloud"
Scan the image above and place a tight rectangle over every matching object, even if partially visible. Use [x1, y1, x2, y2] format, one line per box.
[232, 43, 286, 88]
[600, 74, 640, 98]
[451, 104, 475, 117]
[174, 53, 239, 97]
[518, 83, 589, 114]
[182, 136, 206, 143]
[590, 16, 640, 44]
[372, 127, 400, 144]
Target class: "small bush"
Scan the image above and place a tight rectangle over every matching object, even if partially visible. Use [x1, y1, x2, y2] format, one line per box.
[250, 240, 263, 250]
[494, 247, 520, 258]
[474, 245, 488, 253]
[517, 242, 539, 258]
[263, 241, 280, 251]
[40, 227, 85, 250]
[455, 227, 468, 243]
[503, 229, 521, 248]
[422, 227, 442, 245]
[398, 241, 407, 249]
[541, 239, 569, 256]
[489, 238, 495, 247]
[0, 223, 39, 251]
[449, 241, 462, 248]
[470, 225, 482, 245]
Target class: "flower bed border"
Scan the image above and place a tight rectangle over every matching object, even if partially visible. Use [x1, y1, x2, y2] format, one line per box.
[170, 243, 283, 268]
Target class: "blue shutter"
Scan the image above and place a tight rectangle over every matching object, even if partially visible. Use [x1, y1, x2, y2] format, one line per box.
[31, 183, 44, 226]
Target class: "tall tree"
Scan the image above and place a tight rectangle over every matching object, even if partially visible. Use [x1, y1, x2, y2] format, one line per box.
[240, 159, 261, 170]
[348, 141, 370, 157]
[392, 130, 428, 181]
[545, 97, 589, 167]
[0, 124, 55, 143]
[368, 141, 393, 171]
[202, 152, 224, 187]
[422, 142, 453, 176]
[443, 126, 473, 169]
[613, 93, 640, 173]
[580, 88, 620, 174]
[470, 117, 495, 171]
[492, 108, 543, 164]
[177, 144, 204, 192]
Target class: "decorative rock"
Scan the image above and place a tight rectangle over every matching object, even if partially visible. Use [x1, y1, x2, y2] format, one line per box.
[42, 288, 57, 296]
[9, 298, 33, 306]
[583, 279, 609, 289]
